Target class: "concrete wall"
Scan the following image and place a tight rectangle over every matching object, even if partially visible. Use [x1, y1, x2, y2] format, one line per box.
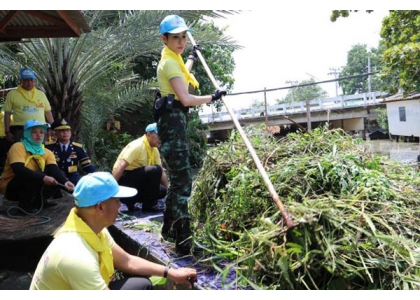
[343, 118, 364, 131]
[387, 100, 420, 137]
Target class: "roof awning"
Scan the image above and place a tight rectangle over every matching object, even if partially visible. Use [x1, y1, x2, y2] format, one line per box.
[0, 10, 91, 42]
[384, 92, 420, 103]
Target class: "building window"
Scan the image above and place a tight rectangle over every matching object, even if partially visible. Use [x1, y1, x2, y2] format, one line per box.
[399, 106, 406, 122]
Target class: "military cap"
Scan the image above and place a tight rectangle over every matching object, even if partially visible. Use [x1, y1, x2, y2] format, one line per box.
[52, 118, 72, 131]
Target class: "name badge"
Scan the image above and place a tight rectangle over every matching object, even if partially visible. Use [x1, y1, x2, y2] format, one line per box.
[68, 166, 78, 173]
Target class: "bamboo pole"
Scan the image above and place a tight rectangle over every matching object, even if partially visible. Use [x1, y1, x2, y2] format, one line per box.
[187, 32, 294, 229]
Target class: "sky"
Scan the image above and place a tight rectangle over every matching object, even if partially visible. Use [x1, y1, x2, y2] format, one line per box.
[205, 10, 390, 113]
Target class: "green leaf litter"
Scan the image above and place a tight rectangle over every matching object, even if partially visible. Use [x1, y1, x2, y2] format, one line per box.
[190, 124, 420, 290]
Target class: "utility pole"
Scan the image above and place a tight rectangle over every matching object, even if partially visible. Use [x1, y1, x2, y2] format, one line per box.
[285, 80, 298, 102]
[328, 67, 342, 97]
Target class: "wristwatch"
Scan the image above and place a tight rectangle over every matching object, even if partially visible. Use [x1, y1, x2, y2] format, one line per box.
[163, 266, 170, 278]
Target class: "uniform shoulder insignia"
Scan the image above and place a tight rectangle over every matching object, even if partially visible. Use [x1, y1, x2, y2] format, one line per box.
[72, 142, 83, 148]
[45, 141, 56, 146]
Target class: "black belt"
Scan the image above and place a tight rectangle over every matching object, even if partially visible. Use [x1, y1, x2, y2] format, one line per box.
[172, 100, 189, 112]
[154, 95, 189, 122]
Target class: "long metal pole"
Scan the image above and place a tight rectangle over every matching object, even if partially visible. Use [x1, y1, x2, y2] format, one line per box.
[187, 32, 293, 229]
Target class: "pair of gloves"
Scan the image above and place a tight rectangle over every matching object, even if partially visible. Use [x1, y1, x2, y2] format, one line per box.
[189, 44, 227, 102]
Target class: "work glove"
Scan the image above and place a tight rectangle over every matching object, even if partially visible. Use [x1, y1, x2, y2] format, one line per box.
[188, 44, 202, 61]
[211, 89, 227, 102]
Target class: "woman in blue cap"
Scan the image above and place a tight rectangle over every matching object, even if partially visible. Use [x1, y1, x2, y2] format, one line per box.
[0, 120, 74, 213]
[156, 14, 226, 255]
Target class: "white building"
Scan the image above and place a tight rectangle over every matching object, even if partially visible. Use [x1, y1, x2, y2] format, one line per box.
[385, 92, 420, 139]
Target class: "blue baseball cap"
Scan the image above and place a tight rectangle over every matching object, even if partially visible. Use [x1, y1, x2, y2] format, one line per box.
[160, 15, 192, 35]
[145, 123, 158, 134]
[24, 120, 48, 131]
[74, 172, 137, 208]
[20, 67, 36, 79]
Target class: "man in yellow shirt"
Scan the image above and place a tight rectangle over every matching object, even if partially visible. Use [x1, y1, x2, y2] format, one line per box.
[30, 172, 197, 290]
[112, 123, 168, 213]
[3, 66, 54, 143]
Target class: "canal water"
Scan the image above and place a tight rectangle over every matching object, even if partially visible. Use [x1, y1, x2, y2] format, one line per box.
[364, 139, 419, 165]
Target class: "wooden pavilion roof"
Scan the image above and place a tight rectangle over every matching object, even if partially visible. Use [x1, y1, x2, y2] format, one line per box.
[0, 10, 91, 42]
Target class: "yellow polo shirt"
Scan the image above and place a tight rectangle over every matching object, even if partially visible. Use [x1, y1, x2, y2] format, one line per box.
[112, 135, 161, 172]
[4, 87, 51, 125]
[30, 228, 116, 290]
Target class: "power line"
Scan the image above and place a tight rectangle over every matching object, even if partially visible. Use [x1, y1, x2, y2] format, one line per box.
[228, 71, 379, 96]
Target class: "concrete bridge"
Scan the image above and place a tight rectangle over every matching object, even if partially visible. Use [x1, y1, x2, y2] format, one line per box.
[200, 91, 388, 140]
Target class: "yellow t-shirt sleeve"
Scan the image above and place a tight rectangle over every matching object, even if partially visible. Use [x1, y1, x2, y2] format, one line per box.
[154, 148, 162, 165]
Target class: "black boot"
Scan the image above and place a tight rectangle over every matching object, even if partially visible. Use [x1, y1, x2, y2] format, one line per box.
[174, 218, 204, 255]
[161, 212, 175, 242]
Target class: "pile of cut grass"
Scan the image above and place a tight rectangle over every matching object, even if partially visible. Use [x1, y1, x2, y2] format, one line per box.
[190, 124, 420, 290]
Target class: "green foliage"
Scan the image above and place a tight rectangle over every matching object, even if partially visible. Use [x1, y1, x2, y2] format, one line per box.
[279, 79, 328, 103]
[339, 44, 384, 95]
[375, 107, 389, 130]
[330, 10, 350, 21]
[191, 125, 420, 289]
[92, 130, 134, 172]
[380, 10, 420, 94]
[330, 10, 373, 22]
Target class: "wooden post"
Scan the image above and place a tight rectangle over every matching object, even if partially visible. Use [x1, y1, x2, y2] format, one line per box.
[264, 88, 268, 124]
[306, 99, 311, 132]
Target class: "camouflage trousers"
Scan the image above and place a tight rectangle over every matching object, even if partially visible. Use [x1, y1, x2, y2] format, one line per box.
[157, 109, 192, 223]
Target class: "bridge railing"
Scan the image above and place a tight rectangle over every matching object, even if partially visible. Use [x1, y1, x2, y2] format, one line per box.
[199, 91, 388, 124]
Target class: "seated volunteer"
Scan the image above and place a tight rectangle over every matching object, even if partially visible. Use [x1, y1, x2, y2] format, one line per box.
[112, 123, 168, 213]
[45, 118, 96, 185]
[0, 120, 74, 213]
[30, 172, 197, 290]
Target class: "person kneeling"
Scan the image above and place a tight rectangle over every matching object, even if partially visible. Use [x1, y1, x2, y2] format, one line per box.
[0, 120, 74, 213]
[112, 123, 168, 212]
